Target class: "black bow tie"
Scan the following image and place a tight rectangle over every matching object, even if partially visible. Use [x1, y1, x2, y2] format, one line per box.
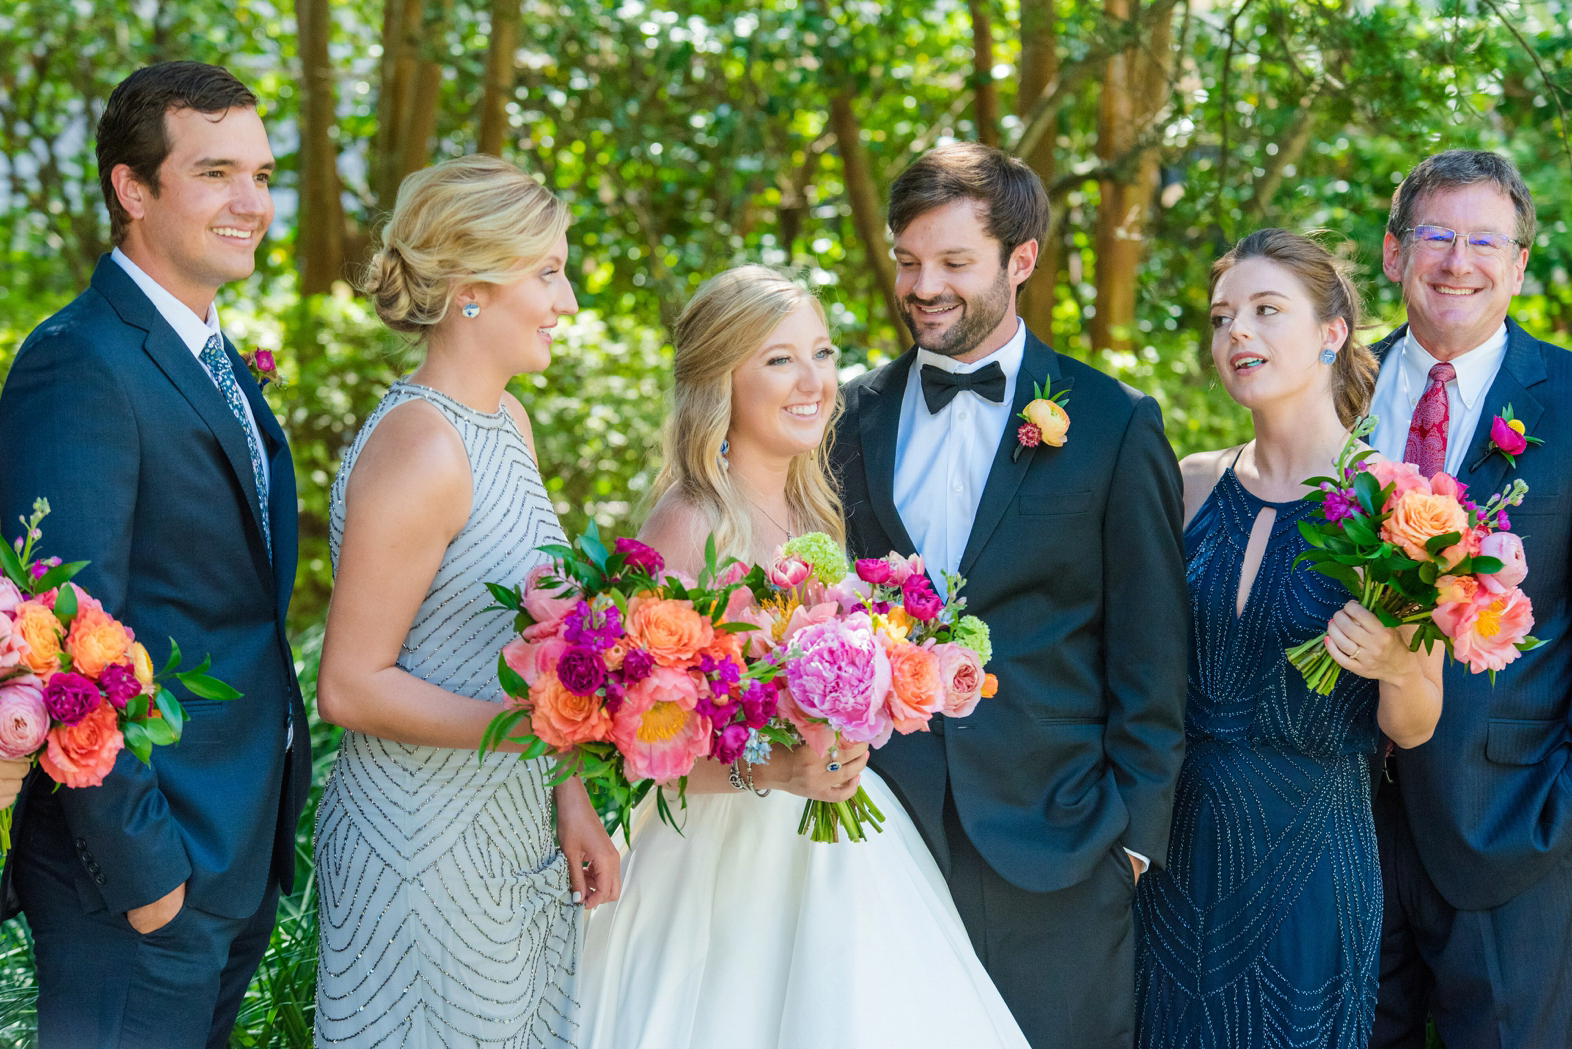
[920, 361, 1007, 413]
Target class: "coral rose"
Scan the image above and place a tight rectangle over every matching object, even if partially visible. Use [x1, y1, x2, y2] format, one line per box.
[64, 603, 134, 678]
[527, 671, 614, 748]
[40, 699, 123, 788]
[1022, 399, 1070, 447]
[884, 641, 944, 733]
[612, 665, 710, 781]
[933, 642, 985, 717]
[11, 601, 64, 679]
[627, 598, 714, 668]
[1478, 532, 1528, 594]
[1381, 490, 1469, 562]
[0, 682, 49, 759]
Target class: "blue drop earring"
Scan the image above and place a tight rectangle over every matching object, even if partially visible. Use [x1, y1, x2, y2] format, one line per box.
[718, 438, 730, 470]
[462, 302, 480, 319]
[1319, 347, 1337, 365]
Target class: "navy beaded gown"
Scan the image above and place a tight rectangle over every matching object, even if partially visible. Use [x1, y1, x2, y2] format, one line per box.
[1135, 467, 1381, 1049]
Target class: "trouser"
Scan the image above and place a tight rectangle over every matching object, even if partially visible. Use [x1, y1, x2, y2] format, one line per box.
[16, 813, 280, 1049]
[1371, 765, 1572, 1049]
[943, 786, 1138, 1049]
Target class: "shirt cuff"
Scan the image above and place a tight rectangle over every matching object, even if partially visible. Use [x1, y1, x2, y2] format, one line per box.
[1123, 847, 1150, 874]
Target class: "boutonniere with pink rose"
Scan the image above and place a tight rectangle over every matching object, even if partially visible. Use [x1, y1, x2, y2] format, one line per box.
[1486, 404, 1542, 467]
[240, 346, 284, 389]
[1013, 380, 1071, 461]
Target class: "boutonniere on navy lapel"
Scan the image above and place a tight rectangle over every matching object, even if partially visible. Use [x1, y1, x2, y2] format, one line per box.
[240, 346, 285, 389]
[1013, 381, 1071, 461]
[1486, 403, 1542, 467]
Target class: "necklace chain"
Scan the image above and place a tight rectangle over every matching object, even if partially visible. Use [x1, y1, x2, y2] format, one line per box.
[735, 477, 795, 541]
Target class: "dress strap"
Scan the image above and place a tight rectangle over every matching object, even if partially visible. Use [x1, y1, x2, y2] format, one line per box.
[1230, 444, 1247, 469]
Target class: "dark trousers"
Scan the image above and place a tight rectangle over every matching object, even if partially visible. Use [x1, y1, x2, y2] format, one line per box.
[943, 788, 1138, 1049]
[1372, 769, 1572, 1049]
[16, 815, 280, 1049]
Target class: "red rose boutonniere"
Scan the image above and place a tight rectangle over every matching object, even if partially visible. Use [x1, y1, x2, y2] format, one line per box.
[1013, 381, 1070, 461]
[1487, 404, 1542, 467]
[240, 347, 284, 390]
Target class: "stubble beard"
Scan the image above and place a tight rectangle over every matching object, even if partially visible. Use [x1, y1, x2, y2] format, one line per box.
[900, 266, 1012, 358]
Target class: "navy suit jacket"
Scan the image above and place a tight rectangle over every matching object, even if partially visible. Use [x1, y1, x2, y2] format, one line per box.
[0, 256, 310, 920]
[1377, 318, 1572, 911]
[831, 330, 1189, 893]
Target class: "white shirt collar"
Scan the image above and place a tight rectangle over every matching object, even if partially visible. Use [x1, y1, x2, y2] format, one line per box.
[1402, 323, 1508, 410]
[914, 317, 1027, 380]
[111, 247, 222, 357]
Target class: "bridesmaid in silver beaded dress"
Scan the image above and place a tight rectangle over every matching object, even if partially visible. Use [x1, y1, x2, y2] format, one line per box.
[312, 155, 620, 1047]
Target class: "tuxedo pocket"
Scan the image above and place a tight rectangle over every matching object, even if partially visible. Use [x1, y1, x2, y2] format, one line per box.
[1510, 494, 1567, 517]
[1485, 718, 1565, 766]
[1017, 488, 1094, 517]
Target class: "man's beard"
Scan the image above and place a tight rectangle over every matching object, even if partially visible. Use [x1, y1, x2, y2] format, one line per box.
[899, 267, 1012, 358]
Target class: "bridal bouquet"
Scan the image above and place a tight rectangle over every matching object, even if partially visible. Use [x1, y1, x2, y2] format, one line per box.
[1289, 418, 1542, 693]
[482, 524, 780, 838]
[0, 499, 241, 856]
[740, 535, 998, 843]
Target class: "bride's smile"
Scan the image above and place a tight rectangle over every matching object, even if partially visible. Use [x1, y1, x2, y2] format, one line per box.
[725, 301, 839, 462]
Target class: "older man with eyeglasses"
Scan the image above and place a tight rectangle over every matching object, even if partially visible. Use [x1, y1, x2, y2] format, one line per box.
[1366, 149, 1572, 1049]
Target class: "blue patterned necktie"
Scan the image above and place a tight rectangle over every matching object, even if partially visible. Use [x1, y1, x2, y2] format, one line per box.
[199, 334, 271, 561]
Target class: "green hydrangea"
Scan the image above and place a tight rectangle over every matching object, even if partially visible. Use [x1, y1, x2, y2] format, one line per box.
[953, 615, 992, 664]
[781, 532, 850, 586]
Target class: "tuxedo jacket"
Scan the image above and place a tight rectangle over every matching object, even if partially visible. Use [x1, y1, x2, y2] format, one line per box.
[1377, 318, 1572, 911]
[832, 329, 1189, 893]
[0, 256, 310, 920]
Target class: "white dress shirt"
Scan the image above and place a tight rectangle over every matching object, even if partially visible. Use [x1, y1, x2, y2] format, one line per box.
[1369, 324, 1508, 473]
[111, 247, 269, 488]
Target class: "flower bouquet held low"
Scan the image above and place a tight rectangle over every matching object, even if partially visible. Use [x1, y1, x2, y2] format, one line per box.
[1289, 417, 1543, 693]
[0, 500, 242, 856]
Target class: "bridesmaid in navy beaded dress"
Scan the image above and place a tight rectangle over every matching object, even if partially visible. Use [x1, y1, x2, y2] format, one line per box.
[1135, 230, 1442, 1049]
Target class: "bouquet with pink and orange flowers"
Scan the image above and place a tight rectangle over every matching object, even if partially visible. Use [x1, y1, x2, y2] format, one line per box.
[1289, 418, 1543, 693]
[741, 535, 998, 843]
[0, 500, 240, 855]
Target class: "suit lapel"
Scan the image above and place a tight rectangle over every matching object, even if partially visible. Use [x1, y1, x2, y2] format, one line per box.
[1461, 319, 1547, 494]
[958, 332, 1064, 578]
[858, 350, 919, 556]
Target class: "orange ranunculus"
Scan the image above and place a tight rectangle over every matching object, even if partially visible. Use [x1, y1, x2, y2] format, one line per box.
[1022, 399, 1070, 447]
[700, 625, 745, 666]
[602, 635, 633, 672]
[129, 642, 156, 693]
[980, 673, 998, 698]
[40, 699, 123, 788]
[1380, 490, 1469, 562]
[527, 671, 613, 749]
[11, 601, 64, 679]
[64, 604, 134, 678]
[627, 598, 714, 667]
[885, 640, 944, 734]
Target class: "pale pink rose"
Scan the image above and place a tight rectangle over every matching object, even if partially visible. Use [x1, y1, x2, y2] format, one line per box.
[0, 613, 28, 676]
[1440, 586, 1535, 674]
[0, 580, 23, 615]
[1477, 532, 1528, 595]
[0, 681, 49, 759]
[932, 642, 985, 717]
[502, 634, 568, 687]
[611, 665, 710, 781]
[521, 563, 579, 629]
[1365, 459, 1431, 511]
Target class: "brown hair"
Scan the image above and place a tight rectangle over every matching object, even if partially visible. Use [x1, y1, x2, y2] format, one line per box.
[1212, 229, 1376, 429]
[1388, 149, 1535, 247]
[888, 142, 1050, 264]
[97, 62, 259, 246]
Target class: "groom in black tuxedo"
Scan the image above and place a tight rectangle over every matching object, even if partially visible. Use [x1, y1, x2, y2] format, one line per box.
[832, 143, 1188, 1048]
[0, 63, 308, 1048]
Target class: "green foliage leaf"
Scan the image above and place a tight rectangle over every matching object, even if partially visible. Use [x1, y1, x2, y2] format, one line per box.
[176, 670, 242, 701]
[1424, 531, 1462, 555]
[155, 688, 186, 737]
[52, 583, 78, 624]
[35, 561, 89, 593]
[483, 582, 522, 612]
[497, 650, 528, 699]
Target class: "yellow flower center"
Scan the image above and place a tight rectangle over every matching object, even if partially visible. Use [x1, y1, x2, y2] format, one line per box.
[1507, 419, 1526, 435]
[760, 592, 802, 642]
[637, 701, 689, 744]
[1477, 600, 1506, 639]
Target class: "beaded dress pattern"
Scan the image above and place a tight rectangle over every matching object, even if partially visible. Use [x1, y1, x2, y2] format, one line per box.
[315, 381, 579, 1047]
[1135, 468, 1381, 1049]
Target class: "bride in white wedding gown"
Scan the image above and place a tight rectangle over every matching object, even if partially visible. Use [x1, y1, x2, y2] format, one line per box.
[578, 266, 1029, 1049]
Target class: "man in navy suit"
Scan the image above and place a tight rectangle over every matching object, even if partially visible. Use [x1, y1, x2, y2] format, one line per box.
[1367, 150, 1572, 1048]
[0, 62, 309, 1048]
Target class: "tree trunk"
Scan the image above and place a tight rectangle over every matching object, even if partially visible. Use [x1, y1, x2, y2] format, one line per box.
[969, 0, 999, 148]
[375, 0, 440, 208]
[295, 0, 346, 294]
[477, 0, 520, 155]
[829, 91, 904, 350]
[1016, 0, 1058, 342]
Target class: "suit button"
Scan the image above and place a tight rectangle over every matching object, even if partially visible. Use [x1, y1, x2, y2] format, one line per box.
[956, 725, 972, 730]
[75, 838, 87, 850]
[94, 874, 106, 885]
[87, 862, 101, 875]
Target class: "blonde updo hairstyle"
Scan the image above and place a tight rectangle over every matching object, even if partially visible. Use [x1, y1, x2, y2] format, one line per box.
[361, 154, 570, 340]
[648, 266, 846, 565]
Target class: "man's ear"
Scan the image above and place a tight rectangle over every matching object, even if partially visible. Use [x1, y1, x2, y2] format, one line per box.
[110, 164, 150, 222]
[1008, 238, 1040, 288]
[1380, 231, 1404, 284]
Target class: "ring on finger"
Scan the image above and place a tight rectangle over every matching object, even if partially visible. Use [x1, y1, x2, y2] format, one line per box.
[826, 761, 843, 773]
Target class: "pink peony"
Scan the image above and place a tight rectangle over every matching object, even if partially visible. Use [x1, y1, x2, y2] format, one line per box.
[40, 699, 123, 788]
[612, 665, 711, 781]
[932, 642, 986, 717]
[1477, 532, 1528, 595]
[522, 564, 579, 629]
[782, 612, 892, 745]
[1491, 416, 1528, 456]
[0, 682, 49, 759]
[1435, 586, 1535, 674]
[1365, 459, 1431, 511]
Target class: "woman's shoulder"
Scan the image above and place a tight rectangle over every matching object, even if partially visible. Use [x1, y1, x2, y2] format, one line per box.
[349, 396, 471, 502]
[639, 490, 713, 576]
[1178, 445, 1243, 526]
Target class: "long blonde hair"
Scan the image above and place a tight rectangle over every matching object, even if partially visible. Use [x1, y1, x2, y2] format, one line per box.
[649, 266, 846, 564]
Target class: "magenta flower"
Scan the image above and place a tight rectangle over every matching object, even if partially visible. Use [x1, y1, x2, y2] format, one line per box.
[98, 663, 143, 710]
[1491, 415, 1529, 456]
[614, 538, 665, 576]
[855, 558, 892, 585]
[1320, 483, 1358, 525]
[782, 612, 892, 744]
[621, 647, 655, 684]
[901, 577, 944, 621]
[711, 722, 750, 765]
[557, 644, 608, 696]
[740, 679, 776, 728]
[42, 672, 100, 726]
[255, 349, 277, 373]
[564, 601, 622, 652]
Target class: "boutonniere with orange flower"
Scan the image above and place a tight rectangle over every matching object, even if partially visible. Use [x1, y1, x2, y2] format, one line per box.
[1486, 404, 1542, 468]
[1013, 381, 1070, 461]
[240, 347, 284, 390]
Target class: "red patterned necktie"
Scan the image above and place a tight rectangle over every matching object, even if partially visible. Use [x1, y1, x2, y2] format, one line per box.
[1404, 362, 1456, 478]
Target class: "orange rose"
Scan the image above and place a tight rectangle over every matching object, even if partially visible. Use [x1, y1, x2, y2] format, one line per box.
[12, 601, 63, 679]
[885, 641, 944, 733]
[64, 604, 134, 679]
[1022, 399, 1070, 447]
[527, 671, 613, 749]
[1380, 491, 1469, 562]
[627, 598, 714, 667]
[700, 625, 745, 666]
[40, 699, 123, 788]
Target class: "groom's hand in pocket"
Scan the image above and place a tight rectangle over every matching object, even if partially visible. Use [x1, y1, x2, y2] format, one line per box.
[554, 776, 622, 910]
[127, 880, 186, 934]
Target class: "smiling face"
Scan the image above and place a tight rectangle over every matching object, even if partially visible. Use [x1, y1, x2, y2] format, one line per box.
[892, 198, 1036, 364]
[1210, 256, 1347, 417]
[1382, 183, 1528, 361]
[113, 106, 275, 315]
[727, 301, 838, 462]
[464, 232, 579, 375]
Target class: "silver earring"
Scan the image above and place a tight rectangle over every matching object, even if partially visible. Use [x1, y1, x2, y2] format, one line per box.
[461, 302, 480, 319]
[1319, 347, 1337, 364]
[718, 438, 730, 470]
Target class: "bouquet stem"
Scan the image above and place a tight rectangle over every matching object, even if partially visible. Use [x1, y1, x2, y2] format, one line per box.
[1286, 582, 1412, 695]
[0, 804, 11, 857]
[799, 788, 886, 843]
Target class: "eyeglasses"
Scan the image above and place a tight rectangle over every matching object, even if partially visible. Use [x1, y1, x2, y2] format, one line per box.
[1402, 225, 1522, 256]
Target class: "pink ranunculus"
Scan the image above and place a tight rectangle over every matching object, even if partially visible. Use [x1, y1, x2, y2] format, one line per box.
[1477, 531, 1528, 595]
[0, 682, 49, 759]
[40, 699, 123, 788]
[932, 642, 986, 717]
[522, 563, 579, 629]
[1442, 586, 1535, 674]
[611, 665, 711, 781]
[768, 556, 811, 589]
[1491, 416, 1529, 456]
[782, 612, 892, 744]
[502, 633, 568, 688]
[856, 558, 893, 585]
[1365, 459, 1431, 511]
